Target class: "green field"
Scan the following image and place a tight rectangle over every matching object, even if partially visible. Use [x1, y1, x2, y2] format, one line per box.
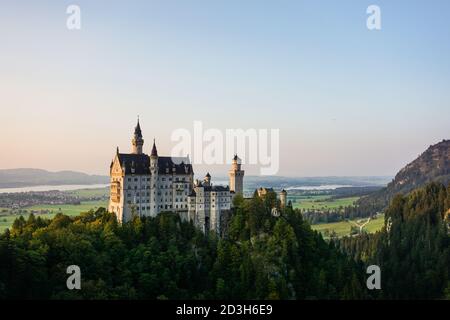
[68, 187, 109, 198]
[290, 195, 360, 210]
[311, 214, 385, 238]
[0, 200, 107, 233]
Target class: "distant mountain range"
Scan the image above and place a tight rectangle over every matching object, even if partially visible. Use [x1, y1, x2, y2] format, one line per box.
[358, 139, 450, 210]
[0, 168, 392, 190]
[0, 168, 109, 188]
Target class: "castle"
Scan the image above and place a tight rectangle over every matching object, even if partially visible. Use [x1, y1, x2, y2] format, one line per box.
[108, 120, 245, 233]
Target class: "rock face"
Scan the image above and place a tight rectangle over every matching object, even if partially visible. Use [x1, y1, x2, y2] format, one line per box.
[359, 139, 450, 210]
[391, 139, 450, 194]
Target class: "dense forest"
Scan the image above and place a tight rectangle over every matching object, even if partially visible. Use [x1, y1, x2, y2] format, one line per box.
[1, 183, 448, 300]
[338, 182, 450, 299]
[0, 192, 366, 299]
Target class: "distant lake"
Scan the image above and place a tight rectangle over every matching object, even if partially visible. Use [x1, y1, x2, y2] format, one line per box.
[0, 184, 109, 194]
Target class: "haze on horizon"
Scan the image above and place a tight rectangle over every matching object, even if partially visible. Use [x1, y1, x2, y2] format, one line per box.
[0, 1, 449, 177]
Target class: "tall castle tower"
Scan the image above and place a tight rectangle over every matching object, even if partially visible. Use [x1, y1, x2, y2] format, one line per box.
[279, 189, 287, 208]
[229, 154, 244, 196]
[131, 118, 144, 154]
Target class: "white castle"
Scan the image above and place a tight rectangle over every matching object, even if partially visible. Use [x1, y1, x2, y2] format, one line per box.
[108, 119, 244, 233]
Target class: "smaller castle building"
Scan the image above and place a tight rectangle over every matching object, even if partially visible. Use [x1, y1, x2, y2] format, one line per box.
[188, 173, 232, 233]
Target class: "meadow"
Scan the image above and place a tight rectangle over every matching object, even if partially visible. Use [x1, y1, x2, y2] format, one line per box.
[290, 195, 360, 210]
[68, 187, 109, 198]
[0, 200, 107, 233]
[311, 214, 385, 238]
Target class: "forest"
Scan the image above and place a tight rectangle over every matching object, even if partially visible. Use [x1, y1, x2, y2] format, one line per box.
[0, 183, 448, 299]
[0, 192, 366, 299]
[338, 182, 450, 299]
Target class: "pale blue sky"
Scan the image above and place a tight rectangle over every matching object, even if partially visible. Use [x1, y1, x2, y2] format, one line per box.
[0, 1, 449, 176]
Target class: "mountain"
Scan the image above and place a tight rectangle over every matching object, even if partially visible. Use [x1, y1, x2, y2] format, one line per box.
[358, 139, 450, 210]
[0, 168, 109, 188]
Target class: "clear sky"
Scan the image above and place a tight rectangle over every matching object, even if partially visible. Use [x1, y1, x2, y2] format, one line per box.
[0, 0, 449, 177]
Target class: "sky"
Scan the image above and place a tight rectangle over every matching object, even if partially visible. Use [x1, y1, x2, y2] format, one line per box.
[0, 0, 449, 177]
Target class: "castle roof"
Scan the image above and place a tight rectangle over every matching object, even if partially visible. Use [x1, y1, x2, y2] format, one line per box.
[204, 185, 229, 192]
[117, 153, 150, 174]
[158, 156, 193, 174]
[189, 185, 230, 197]
[134, 119, 142, 137]
[116, 153, 193, 175]
[151, 139, 158, 157]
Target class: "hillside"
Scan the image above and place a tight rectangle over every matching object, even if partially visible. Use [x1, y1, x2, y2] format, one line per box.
[358, 139, 450, 211]
[339, 182, 450, 299]
[0, 168, 109, 188]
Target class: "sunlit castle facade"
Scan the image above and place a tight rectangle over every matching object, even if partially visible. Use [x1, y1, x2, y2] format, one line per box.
[108, 120, 244, 233]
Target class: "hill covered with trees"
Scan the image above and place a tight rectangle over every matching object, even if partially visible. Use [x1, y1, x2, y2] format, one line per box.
[0, 192, 366, 299]
[339, 182, 450, 299]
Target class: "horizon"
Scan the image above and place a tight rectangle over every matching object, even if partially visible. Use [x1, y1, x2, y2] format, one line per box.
[0, 167, 394, 180]
[1, 1, 449, 176]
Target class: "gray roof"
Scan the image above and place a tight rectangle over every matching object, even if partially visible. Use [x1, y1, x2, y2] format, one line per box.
[158, 156, 193, 175]
[203, 185, 230, 192]
[117, 153, 150, 174]
[117, 153, 193, 175]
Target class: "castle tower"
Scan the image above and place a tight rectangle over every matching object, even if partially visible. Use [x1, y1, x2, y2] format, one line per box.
[203, 172, 211, 186]
[280, 189, 287, 208]
[149, 139, 159, 216]
[229, 154, 244, 196]
[131, 118, 144, 154]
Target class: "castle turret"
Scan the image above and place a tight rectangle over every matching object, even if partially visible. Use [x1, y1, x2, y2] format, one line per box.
[280, 189, 287, 208]
[131, 118, 144, 154]
[229, 154, 244, 196]
[203, 172, 211, 186]
[150, 139, 159, 216]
